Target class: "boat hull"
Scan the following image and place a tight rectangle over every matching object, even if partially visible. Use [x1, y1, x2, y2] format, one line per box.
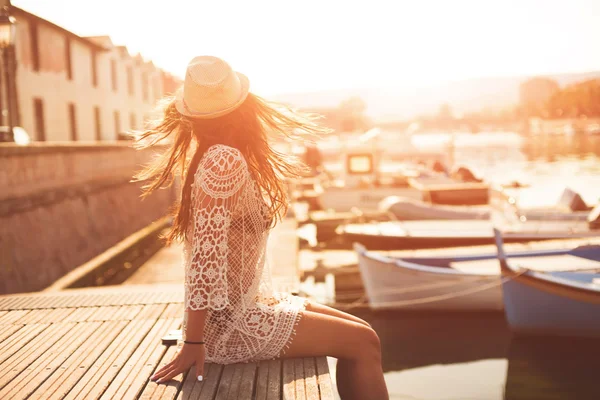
[342, 231, 588, 251]
[356, 248, 503, 311]
[319, 187, 421, 212]
[503, 276, 600, 338]
[341, 220, 598, 250]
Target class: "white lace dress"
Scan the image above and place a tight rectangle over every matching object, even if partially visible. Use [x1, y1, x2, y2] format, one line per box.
[179, 144, 308, 364]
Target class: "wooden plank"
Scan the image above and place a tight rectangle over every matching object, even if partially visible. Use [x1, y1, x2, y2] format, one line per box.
[28, 307, 76, 324]
[119, 305, 144, 321]
[0, 323, 50, 365]
[267, 359, 282, 400]
[197, 363, 223, 400]
[97, 305, 122, 321]
[62, 318, 158, 400]
[0, 324, 24, 346]
[163, 303, 183, 319]
[282, 359, 296, 400]
[303, 358, 319, 400]
[0, 323, 62, 374]
[138, 342, 178, 400]
[62, 306, 101, 322]
[52, 293, 73, 308]
[0, 287, 183, 311]
[237, 362, 258, 400]
[0, 309, 31, 325]
[294, 358, 307, 400]
[100, 319, 167, 399]
[137, 304, 169, 320]
[176, 362, 212, 400]
[28, 320, 128, 400]
[26, 294, 54, 309]
[0, 322, 76, 389]
[0, 320, 98, 399]
[98, 318, 177, 399]
[0, 296, 22, 310]
[254, 361, 270, 400]
[315, 357, 335, 400]
[214, 363, 237, 400]
[224, 362, 245, 400]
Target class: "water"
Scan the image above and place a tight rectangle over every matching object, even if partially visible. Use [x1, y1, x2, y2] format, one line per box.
[320, 132, 600, 208]
[322, 132, 600, 399]
[356, 311, 600, 400]
[414, 132, 600, 208]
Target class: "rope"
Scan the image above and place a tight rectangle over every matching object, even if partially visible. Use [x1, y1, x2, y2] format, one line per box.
[332, 265, 600, 302]
[324, 269, 527, 310]
[333, 275, 494, 300]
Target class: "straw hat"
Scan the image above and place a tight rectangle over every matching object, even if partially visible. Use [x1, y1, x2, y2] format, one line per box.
[175, 56, 250, 119]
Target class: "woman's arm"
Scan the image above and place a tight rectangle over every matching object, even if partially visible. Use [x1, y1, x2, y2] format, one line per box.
[185, 310, 207, 341]
[152, 146, 249, 384]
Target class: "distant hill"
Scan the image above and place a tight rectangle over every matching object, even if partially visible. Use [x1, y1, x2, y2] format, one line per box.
[272, 70, 600, 122]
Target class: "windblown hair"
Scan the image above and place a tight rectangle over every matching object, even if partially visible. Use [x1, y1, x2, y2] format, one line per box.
[133, 93, 330, 245]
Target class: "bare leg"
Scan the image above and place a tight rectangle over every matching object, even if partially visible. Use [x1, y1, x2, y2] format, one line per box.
[282, 310, 388, 400]
[305, 300, 371, 327]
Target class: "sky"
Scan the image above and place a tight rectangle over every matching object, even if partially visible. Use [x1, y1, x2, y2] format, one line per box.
[13, 0, 600, 96]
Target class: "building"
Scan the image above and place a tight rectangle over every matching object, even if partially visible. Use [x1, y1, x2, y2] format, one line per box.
[1, 3, 181, 142]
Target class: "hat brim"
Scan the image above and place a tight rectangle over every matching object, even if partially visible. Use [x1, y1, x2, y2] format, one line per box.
[175, 72, 250, 119]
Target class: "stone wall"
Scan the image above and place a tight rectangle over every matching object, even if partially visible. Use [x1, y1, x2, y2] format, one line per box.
[0, 142, 177, 294]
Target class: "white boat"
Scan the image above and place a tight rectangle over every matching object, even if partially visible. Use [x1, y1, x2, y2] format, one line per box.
[493, 229, 600, 338]
[379, 187, 593, 222]
[298, 128, 494, 212]
[354, 241, 600, 312]
[379, 196, 490, 220]
[342, 218, 598, 251]
[354, 243, 503, 311]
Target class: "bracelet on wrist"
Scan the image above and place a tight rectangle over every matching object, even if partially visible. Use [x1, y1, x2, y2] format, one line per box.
[183, 340, 205, 345]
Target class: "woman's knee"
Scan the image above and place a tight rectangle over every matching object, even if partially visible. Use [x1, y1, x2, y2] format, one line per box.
[349, 325, 382, 362]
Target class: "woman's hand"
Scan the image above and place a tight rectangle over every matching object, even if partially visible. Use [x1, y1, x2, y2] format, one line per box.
[150, 343, 205, 383]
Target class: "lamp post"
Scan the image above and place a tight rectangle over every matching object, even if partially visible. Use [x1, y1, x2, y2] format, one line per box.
[0, 5, 16, 142]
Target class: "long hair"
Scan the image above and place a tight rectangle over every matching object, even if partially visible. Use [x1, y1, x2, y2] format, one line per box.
[133, 93, 331, 245]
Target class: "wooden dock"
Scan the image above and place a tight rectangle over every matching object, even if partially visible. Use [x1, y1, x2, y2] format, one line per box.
[0, 218, 335, 399]
[0, 284, 334, 399]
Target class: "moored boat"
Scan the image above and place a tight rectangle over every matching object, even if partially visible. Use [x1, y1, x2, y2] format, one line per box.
[340, 219, 598, 250]
[380, 187, 593, 222]
[354, 243, 502, 311]
[355, 241, 600, 312]
[493, 229, 600, 337]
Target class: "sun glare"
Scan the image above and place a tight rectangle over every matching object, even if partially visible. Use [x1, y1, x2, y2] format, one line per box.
[12, 0, 600, 96]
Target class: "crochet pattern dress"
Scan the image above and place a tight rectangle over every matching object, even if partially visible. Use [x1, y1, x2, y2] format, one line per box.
[179, 144, 308, 364]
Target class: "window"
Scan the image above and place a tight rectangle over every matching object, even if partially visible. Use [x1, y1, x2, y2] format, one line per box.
[114, 110, 121, 136]
[127, 66, 134, 96]
[346, 153, 374, 175]
[130, 113, 136, 130]
[33, 98, 45, 141]
[94, 106, 101, 140]
[65, 37, 72, 80]
[68, 103, 77, 141]
[30, 23, 40, 72]
[111, 60, 117, 91]
[91, 50, 98, 87]
[142, 72, 148, 102]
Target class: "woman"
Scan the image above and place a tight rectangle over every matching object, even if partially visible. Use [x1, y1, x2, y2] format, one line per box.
[140, 56, 388, 399]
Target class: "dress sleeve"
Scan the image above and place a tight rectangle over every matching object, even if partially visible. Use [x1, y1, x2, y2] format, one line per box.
[185, 145, 249, 311]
